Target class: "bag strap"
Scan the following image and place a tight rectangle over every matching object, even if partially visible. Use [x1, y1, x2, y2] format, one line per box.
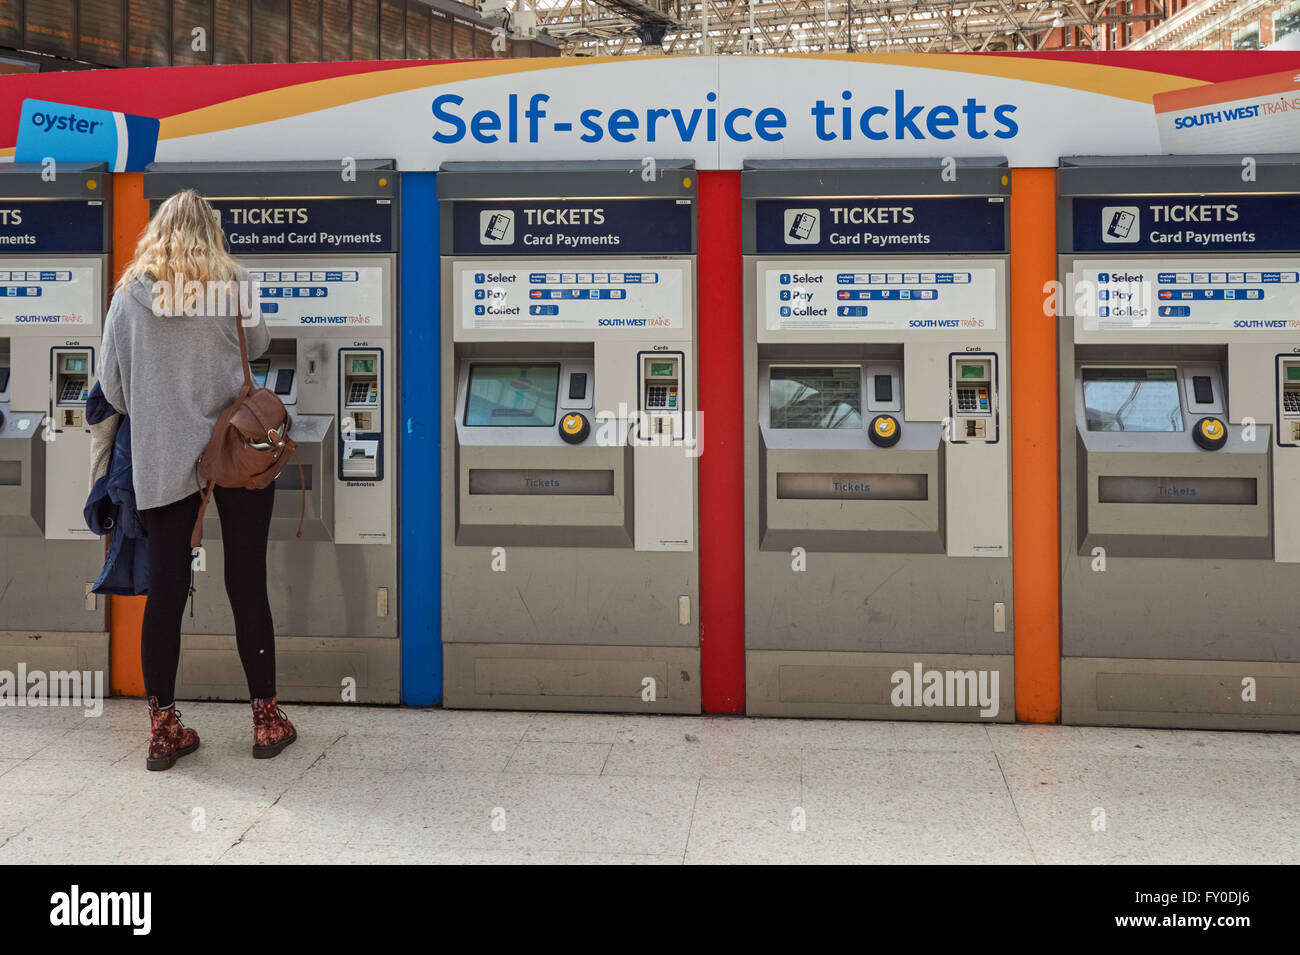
[234, 290, 253, 392]
[190, 464, 215, 550]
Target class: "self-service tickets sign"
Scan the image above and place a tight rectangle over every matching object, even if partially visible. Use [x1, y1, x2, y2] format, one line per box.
[8, 54, 1300, 171]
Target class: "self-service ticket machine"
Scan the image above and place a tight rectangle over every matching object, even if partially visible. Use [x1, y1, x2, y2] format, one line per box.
[0, 163, 110, 677]
[439, 161, 700, 712]
[143, 162, 399, 702]
[1058, 155, 1300, 731]
[743, 159, 1014, 720]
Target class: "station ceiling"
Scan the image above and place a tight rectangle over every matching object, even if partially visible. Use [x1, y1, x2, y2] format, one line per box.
[529, 0, 1168, 54]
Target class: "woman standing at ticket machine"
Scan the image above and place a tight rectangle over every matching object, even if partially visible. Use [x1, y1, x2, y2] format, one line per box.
[98, 190, 298, 771]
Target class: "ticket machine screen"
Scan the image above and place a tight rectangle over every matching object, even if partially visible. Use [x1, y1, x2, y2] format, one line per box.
[769, 367, 862, 429]
[1082, 368, 1184, 432]
[465, 363, 560, 427]
[1285, 364, 1300, 416]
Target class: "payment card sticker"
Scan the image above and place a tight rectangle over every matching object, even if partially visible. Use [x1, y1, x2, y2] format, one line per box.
[15, 99, 160, 172]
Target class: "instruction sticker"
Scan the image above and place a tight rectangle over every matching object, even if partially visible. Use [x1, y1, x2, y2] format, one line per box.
[243, 264, 386, 327]
[457, 259, 688, 330]
[0, 264, 98, 326]
[760, 261, 998, 332]
[1077, 259, 1300, 332]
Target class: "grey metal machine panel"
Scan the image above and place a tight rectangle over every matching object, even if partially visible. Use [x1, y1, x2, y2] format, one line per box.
[144, 163, 401, 703]
[0, 162, 110, 200]
[743, 162, 1014, 721]
[145, 160, 396, 200]
[173, 634, 400, 704]
[440, 162, 700, 713]
[438, 159, 697, 198]
[1063, 658, 1300, 731]
[1057, 154, 1300, 730]
[0, 164, 111, 680]
[443, 643, 700, 713]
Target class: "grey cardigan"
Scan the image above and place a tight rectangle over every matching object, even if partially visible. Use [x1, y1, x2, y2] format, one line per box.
[97, 271, 270, 511]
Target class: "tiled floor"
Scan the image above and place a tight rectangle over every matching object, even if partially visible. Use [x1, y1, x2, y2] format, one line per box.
[1, 700, 1297, 864]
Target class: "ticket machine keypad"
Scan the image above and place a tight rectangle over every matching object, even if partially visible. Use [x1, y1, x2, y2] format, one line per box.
[956, 387, 989, 414]
[645, 384, 677, 410]
[59, 378, 87, 403]
[348, 380, 378, 405]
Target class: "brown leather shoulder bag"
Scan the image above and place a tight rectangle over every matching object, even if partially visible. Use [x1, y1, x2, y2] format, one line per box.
[189, 310, 303, 549]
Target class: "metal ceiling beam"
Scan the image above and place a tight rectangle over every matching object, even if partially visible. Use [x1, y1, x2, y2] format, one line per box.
[525, 0, 1177, 52]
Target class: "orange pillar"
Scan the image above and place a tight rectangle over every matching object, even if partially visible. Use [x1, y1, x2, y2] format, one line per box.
[109, 173, 149, 697]
[1010, 168, 1060, 722]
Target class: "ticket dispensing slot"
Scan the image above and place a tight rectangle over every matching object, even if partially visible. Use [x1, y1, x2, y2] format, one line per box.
[340, 349, 382, 480]
[1075, 355, 1270, 559]
[758, 349, 944, 554]
[454, 350, 633, 547]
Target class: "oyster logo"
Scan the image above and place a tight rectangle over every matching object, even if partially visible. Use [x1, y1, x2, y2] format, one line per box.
[481, 210, 514, 245]
[16, 98, 160, 172]
[784, 208, 820, 244]
[1102, 205, 1140, 243]
[890, 662, 1000, 718]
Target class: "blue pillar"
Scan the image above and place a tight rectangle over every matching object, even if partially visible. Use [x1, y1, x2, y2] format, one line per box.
[399, 171, 441, 704]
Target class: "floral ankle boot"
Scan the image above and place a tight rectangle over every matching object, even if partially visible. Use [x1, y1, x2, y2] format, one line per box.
[146, 697, 200, 771]
[251, 697, 297, 759]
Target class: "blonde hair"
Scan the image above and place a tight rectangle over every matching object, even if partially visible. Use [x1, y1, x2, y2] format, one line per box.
[117, 189, 239, 292]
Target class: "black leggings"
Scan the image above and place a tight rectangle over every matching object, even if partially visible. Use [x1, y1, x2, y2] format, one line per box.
[140, 485, 276, 706]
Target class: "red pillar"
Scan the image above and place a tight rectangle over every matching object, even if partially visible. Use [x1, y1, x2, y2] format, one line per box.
[696, 171, 745, 713]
